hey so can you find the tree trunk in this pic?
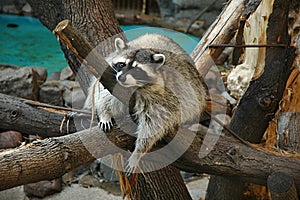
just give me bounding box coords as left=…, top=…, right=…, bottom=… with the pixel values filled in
left=206, top=0, right=295, bottom=199
left=27, top=0, right=123, bottom=94
left=268, top=172, right=299, bottom=200
left=26, top=0, right=190, bottom=199
left=134, top=165, right=192, bottom=200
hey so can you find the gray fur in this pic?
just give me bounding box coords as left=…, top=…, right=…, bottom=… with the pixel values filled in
left=84, top=34, right=206, bottom=173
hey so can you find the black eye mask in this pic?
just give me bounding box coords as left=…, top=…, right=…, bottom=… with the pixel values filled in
left=112, top=62, right=126, bottom=72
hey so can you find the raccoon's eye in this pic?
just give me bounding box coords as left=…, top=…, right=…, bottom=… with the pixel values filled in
left=116, top=62, right=126, bottom=68
left=113, top=62, right=126, bottom=72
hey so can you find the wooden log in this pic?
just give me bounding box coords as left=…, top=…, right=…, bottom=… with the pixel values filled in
left=267, top=172, right=299, bottom=200
left=0, top=93, right=75, bottom=137
left=134, top=165, right=192, bottom=200
left=206, top=0, right=295, bottom=199
left=191, top=0, right=258, bottom=76
left=1, top=94, right=300, bottom=192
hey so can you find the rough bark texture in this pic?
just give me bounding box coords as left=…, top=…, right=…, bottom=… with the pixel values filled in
left=230, top=0, right=293, bottom=143
left=1, top=94, right=300, bottom=192
left=27, top=0, right=124, bottom=94
left=134, top=166, right=192, bottom=200
left=191, top=0, right=255, bottom=76
left=268, top=172, right=299, bottom=200
left=0, top=94, right=76, bottom=137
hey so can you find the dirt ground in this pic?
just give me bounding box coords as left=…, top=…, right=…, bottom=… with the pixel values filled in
left=0, top=177, right=208, bottom=200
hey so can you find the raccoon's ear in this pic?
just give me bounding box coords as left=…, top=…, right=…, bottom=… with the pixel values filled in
left=115, top=38, right=127, bottom=52
left=153, top=54, right=165, bottom=68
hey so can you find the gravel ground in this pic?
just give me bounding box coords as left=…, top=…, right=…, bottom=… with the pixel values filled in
left=0, top=177, right=208, bottom=200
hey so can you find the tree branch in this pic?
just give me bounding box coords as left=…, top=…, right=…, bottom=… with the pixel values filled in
left=1, top=93, right=300, bottom=192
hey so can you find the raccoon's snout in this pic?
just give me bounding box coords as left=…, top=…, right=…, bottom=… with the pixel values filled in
left=116, top=72, right=141, bottom=88
left=116, top=72, right=132, bottom=87
left=117, top=73, right=126, bottom=83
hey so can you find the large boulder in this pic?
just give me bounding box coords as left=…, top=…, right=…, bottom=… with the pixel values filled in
left=39, top=80, right=85, bottom=108
left=0, top=131, right=22, bottom=149
left=60, top=66, right=75, bottom=81
left=61, top=81, right=85, bottom=109
left=0, top=65, right=42, bottom=100
left=39, top=80, right=64, bottom=106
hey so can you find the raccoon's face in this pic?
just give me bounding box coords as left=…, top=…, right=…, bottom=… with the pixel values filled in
left=111, top=38, right=165, bottom=88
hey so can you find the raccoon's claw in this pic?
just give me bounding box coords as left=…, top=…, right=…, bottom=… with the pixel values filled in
left=97, top=114, right=113, bottom=132
left=124, top=153, right=140, bottom=176
left=98, top=121, right=113, bottom=132
left=125, top=161, right=137, bottom=176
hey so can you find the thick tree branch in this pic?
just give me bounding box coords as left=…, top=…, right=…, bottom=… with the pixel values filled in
left=1, top=93, right=300, bottom=192
left=191, top=0, right=259, bottom=76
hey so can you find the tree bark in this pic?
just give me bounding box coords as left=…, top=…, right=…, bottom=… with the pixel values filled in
left=27, top=0, right=124, bottom=94
left=1, top=94, right=300, bottom=192
left=26, top=0, right=190, bottom=199
left=191, top=0, right=259, bottom=76
left=268, top=172, right=299, bottom=200
left=206, top=0, right=295, bottom=199
left=134, top=165, right=192, bottom=200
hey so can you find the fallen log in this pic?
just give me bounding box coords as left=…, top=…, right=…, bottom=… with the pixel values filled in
left=1, top=93, right=300, bottom=192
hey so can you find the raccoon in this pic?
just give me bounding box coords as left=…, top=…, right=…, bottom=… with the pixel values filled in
left=84, top=34, right=206, bottom=173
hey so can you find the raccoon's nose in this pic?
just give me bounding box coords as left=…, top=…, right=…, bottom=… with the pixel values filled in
left=117, top=74, right=126, bottom=83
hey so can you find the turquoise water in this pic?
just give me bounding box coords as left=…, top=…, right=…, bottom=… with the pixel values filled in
left=0, top=14, right=199, bottom=74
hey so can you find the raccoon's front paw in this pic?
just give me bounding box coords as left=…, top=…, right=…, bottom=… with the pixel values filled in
left=98, top=115, right=113, bottom=132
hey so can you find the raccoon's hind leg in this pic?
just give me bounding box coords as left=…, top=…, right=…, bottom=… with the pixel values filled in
left=125, top=137, right=157, bottom=174
left=125, top=106, right=171, bottom=174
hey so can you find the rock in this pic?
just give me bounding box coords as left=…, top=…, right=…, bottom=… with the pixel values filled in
left=181, top=171, right=197, bottom=179
left=24, top=178, right=62, bottom=198
left=0, top=4, right=19, bottom=15
left=0, top=0, right=32, bottom=15
left=39, top=81, right=64, bottom=106
left=0, top=64, right=19, bottom=74
left=61, top=81, right=85, bottom=108
left=60, top=67, right=75, bottom=81
left=39, top=80, right=85, bottom=107
left=98, top=156, right=119, bottom=182
left=0, top=131, right=22, bottom=149
left=28, top=66, right=47, bottom=85
left=22, top=3, right=32, bottom=13
left=47, top=72, right=61, bottom=81
left=185, top=175, right=209, bottom=200
left=62, top=163, right=91, bottom=185
left=78, top=175, right=100, bottom=188
left=0, top=67, right=40, bottom=100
